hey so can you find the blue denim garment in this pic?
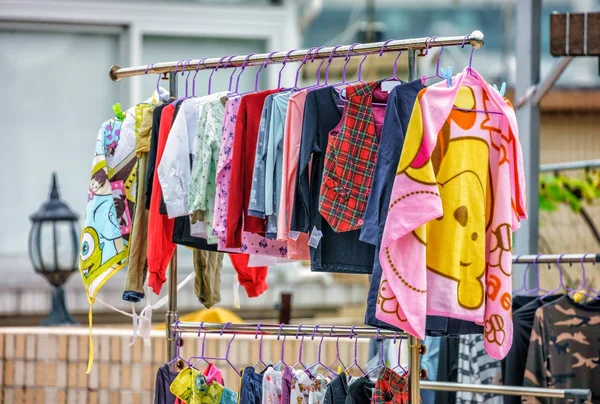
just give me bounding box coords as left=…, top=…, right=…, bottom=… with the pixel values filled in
left=290, top=86, right=376, bottom=274
left=362, top=82, right=483, bottom=336
left=240, top=366, right=263, bottom=404
left=248, top=95, right=275, bottom=219
left=323, top=372, right=348, bottom=404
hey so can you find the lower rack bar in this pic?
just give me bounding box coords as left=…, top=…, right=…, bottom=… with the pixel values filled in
left=420, top=381, right=591, bottom=401
left=513, top=253, right=599, bottom=264
left=173, top=322, right=409, bottom=339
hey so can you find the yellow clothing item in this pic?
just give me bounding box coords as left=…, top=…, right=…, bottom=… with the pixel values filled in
left=170, top=368, right=224, bottom=404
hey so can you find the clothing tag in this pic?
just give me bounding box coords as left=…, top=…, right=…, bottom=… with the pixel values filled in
left=381, top=81, right=402, bottom=93
left=307, top=227, right=323, bottom=248
left=288, top=231, right=301, bottom=241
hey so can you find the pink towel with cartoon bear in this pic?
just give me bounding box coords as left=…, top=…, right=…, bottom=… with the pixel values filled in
left=376, top=67, right=527, bottom=360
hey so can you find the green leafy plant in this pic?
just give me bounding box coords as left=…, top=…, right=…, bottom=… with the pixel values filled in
left=539, top=170, right=600, bottom=213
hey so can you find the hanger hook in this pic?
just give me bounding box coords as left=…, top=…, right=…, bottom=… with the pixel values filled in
left=224, top=55, right=238, bottom=92
left=350, top=325, right=356, bottom=339
left=294, top=47, right=315, bottom=88
left=581, top=253, right=590, bottom=288
left=277, top=49, right=296, bottom=88
left=277, top=323, right=285, bottom=340
left=197, top=321, right=205, bottom=337
left=310, top=46, right=326, bottom=85
left=325, top=45, right=343, bottom=85
left=296, top=324, right=303, bottom=340
left=235, top=52, right=256, bottom=93
left=254, top=322, right=262, bottom=339
left=312, top=324, right=319, bottom=341
left=208, top=55, right=228, bottom=94
left=420, top=36, right=435, bottom=57
left=192, top=58, right=207, bottom=97
left=379, top=39, right=393, bottom=57
left=220, top=322, right=231, bottom=336
left=255, top=51, right=278, bottom=91
left=342, top=43, right=361, bottom=83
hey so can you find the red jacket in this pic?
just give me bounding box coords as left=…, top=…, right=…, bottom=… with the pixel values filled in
left=147, top=104, right=176, bottom=294
left=225, top=89, right=281, bottom=248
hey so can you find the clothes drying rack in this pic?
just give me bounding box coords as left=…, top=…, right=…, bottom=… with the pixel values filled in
left=109, top=31, right=597, bottom=402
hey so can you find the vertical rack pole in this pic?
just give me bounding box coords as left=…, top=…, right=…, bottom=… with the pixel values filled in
left=406, top=48, right=422, bottom=403
left=166, top=72, right=179, bottom=370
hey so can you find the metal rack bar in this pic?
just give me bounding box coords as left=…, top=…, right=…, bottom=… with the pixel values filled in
left=540, top=159, right=600, bottom=172
left=173, top=322, right=409, bottom=339
left=108, top=30, right=484, bottom=81
left=513, top=253, right=599, bottom=264
left=420, top=381, right=591, bottom=402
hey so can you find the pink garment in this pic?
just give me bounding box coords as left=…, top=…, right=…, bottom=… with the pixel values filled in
left=376, top=68, right=527, bottom=360
left=203, top=363, right=224, bottom=385
left=212, top=97, right=289, bottom=259
left=276, top=90, right=310, bottom=259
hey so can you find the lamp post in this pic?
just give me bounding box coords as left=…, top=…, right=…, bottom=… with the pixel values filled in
left=28, top=172, right=79, bottom=325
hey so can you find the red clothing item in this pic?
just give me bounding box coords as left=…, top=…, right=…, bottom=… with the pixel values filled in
left=225, top=89, right=281, bottom=248
left=228, top=254, right=268, bottom=298
left=147, top=104, right=177, bottom=294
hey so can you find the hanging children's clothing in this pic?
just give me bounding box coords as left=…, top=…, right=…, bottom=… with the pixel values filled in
left=376, top=68, right=527, bottom=360
left=455, top=334, right=502, bottom=404
left=290, top=86, right=376, bottom=274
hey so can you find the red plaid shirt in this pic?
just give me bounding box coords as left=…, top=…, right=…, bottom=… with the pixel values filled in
left=319, top=81, right=382, bottom=233
left=372, top=367, right=411, bottom=404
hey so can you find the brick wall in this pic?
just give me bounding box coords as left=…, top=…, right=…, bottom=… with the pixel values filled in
left=0, top=326, right=374, bottom=404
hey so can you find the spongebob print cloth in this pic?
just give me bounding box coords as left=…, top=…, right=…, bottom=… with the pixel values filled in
left=80, top=112, right=138, bottom=303
left=376, top=67, right=527, bottom=360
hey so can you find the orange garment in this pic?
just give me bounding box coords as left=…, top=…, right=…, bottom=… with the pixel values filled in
left=147, top=104, right=177, bottom=294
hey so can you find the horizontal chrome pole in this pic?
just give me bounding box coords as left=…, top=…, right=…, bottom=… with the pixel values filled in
left=109, top=30, right=484, bottom=81
left=173, top=322, right=409, bottom=339
left=513, top=253, right=599, bottom=264
left=420, top=381, right=591, bottom=400
left=540, top=159, right=600, bottom=172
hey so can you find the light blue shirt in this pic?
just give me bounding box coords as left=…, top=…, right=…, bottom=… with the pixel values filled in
left=265, top=91, right=293, bottom=237
left=248, top=94, right=275, bottom=219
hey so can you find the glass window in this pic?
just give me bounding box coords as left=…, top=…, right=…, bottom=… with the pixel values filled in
left=0, top=28, right=122, bottom=260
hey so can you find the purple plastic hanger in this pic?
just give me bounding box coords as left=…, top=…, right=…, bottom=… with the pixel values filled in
left=254, top=51, right=278, bottom=92
left=166, top=320, right=190, bottom=368
left=253, top=323, right=269, bottom=370
left=302, top=46, right=327, bottom=90
left=390, top=332, right=407, bottom=374
left=292, top=47, right=316, bottom=89
left=344, top=326, right=365, bottom=376
left=292, top=324, right=308, bottom=370
left=379, top=39, right=403, bottom=82
left=274, top=324, right=289, bottom=370
left=309, top=325, right=334, bottom=375
left=192, top=58, right=207, bottom=97
left=145, top=63, right=162, bottom=97
left=220, top=323, right=241, bottom=376
left=540, top=253, right=570, bottom=299
left=207, top=56, right=229, bottom=94
left=364, top=329, right=385, bottom=378
left=324, top=45, right=343, bottom=86
left=569, top=253, right=600, bottom=300
left=222, top=55, right=238, bottom=93
left=235, top=53, right=256, bottom=94
left=327, top=327, right=347, bottom=376
left=421, top=37, right=448, bottom=85
left=341, top=43, right=360, bottom=84
left=277, top=49, right=296, bottom=89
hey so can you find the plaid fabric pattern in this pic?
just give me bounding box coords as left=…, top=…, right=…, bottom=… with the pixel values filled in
left=372, top=367, right=410, bottom=404
left=319, top=81, right=380, bottom=232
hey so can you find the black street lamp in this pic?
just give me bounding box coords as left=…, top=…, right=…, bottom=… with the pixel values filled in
left=28, top=173, right=79, bottom=325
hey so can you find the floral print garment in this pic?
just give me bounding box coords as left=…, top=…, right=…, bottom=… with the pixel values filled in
left=212, top=96, right=289, bottom=258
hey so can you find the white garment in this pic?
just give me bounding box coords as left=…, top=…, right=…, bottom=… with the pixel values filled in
left=262, top=367, right=283, bottom=404
left=157, top=93, right=226, bottom=218
left=290, top=369, right=312, bottom=404
left=308, top=374, right=329, bottom=404
left=247, top=255, right=295, bottom=268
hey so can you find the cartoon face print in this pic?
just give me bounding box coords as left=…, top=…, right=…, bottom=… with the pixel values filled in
left=80, top=227, right=102, bottom=279
left=425, top=137, right=489, bottom=310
